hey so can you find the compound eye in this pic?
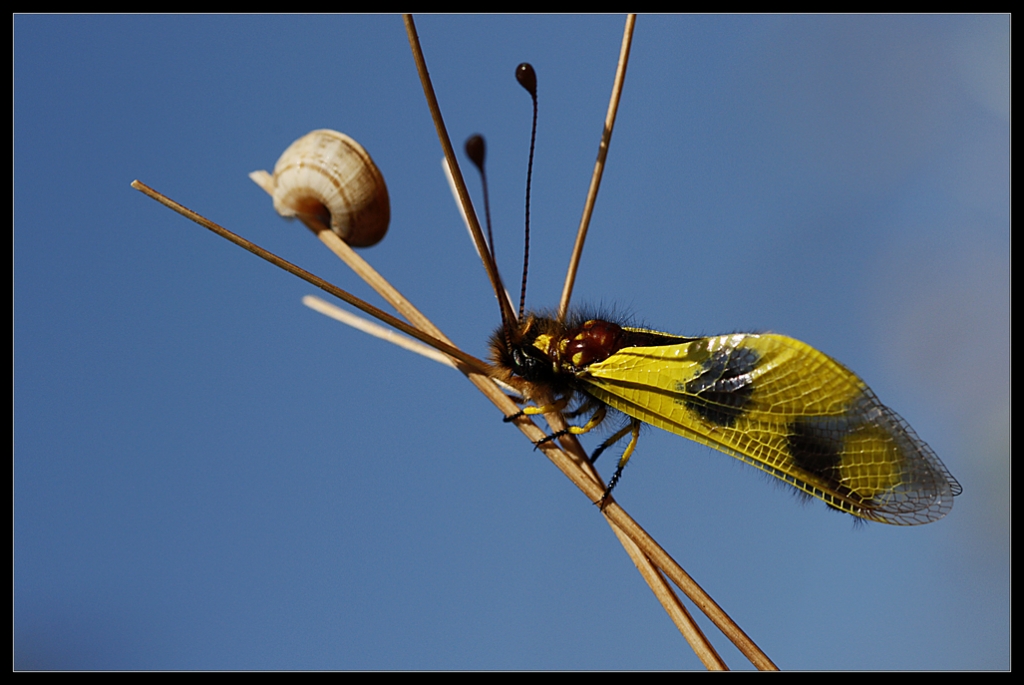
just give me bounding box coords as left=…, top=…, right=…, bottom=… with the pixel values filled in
left=511, top=346, right=549, bottom=383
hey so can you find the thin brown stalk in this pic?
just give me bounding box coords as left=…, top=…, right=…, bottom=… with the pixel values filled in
left=249, top=174, right=442, bottom=339
left=301, top=296, right=458, bottom=370
left=402, top=13, right=776, bottom=670
left=134, top=177, right=773, bottom=669
left=403, top=15, right=516, bottom=332
left=136, top=14, right=777, bottom=670
left=129, top=180, right=486, bottom=376
left=602, top=502, right=777, bottom=670
left=403, top=11, right=714, bottom=659
left=607, top=524, right=728, bottom=671
left=557, top=14, right=636, bottom=321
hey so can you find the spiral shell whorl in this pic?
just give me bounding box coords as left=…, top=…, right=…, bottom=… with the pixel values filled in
left=268, top=129, right=389, bottom=247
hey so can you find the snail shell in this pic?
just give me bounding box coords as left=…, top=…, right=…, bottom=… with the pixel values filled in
left=250, top=129, right=389, bottom=248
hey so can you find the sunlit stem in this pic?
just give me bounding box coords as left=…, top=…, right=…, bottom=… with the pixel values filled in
left=130, top=180, right=489, bottom=376
left=404, top=12, right=775, bottom=671
left=557, top=14, right=636, bottom=321
left=443, top=157, right=515, bottom=315
left=404, top=15, right=518, bottom=330
left=301, top=295, right=456, bottom=368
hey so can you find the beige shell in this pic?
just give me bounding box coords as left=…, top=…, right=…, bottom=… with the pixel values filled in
left=249, top=129, right=389, bottom=248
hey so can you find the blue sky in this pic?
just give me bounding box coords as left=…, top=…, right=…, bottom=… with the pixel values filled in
left=15, top=15, right=1008, bottom=670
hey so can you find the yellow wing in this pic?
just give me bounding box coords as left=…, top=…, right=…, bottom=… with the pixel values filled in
left=580, top=333, right=961, bottom=525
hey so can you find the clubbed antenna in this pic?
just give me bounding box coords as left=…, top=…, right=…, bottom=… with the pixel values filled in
left=465, top=133, right=514, bottom=348
left=516, top=62, right=537, bottom=321
left=464, top=135, right=496, bottom=269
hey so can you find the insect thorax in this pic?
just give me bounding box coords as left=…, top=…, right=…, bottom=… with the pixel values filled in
left=490, top=313, right=693, bottom=392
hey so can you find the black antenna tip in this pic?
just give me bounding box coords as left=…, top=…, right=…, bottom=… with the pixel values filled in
left=464, top=134, right=486, bottom=172
left=515, top=63, right=537, bottom=97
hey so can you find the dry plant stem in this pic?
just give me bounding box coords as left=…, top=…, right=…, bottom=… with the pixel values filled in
left=404, top=13, right=754, bottom=669
left=603, top=502, right=777, bottom=670
left=608, top=524, right=727, bottom=671
left=403, top=8, right=701, bottom=653
left=511, top=389, right=727, bottom=670
left=403, top=16, right=516, bottom=332
left=557, top=14, right=636, bottom=322
left=133, top=178, right=771, bottom=669
left=442, top=158, right=516, bottom=316
left=138, top=13, right=775, bottom=669
left=249, top=177, right=441, bottom=340
left=531, top=370, right=770, bottom=670
left=130, top=181, right=485, bottom=376
left=529, top=397, right=723, bottom=673
left=312, top=227, right=431, bottom=331
left=302, top=296, right=523, bottom=397
left=301, top=296, right=457, bottom=369
left=131, top=181, right=526, bottom=481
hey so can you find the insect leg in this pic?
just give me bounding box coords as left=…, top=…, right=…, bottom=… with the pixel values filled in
left=562, top=396, right=603, bottom=420
left=532, top=404, right=608, bottom=448
left=501, top=394, right=571, bottom=423
left=598, top=419, right=642, bottom=506
left=589, top=421, right=636, bottom=465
